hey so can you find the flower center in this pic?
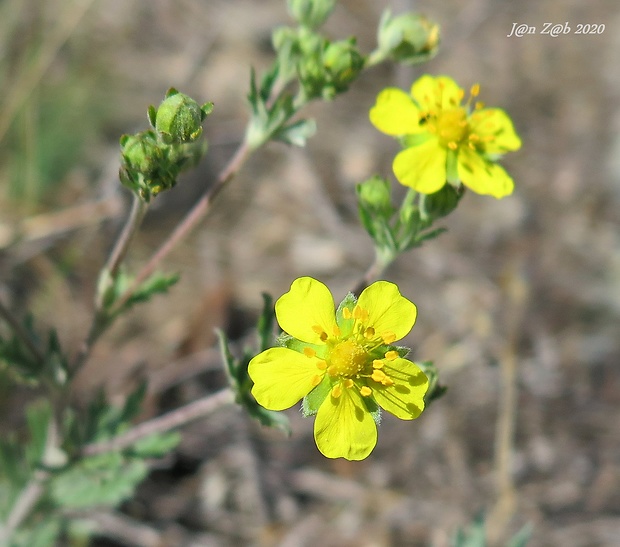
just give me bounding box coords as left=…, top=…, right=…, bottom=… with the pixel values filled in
left=328, top=340, right=368, bottom=378
left=432, top=107, right=469, bottom=149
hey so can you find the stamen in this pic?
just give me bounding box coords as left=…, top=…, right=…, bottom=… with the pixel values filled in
left=303, top=347, right=316, bottom=358
left=470, top=83, right=480, bottom=97
left=327, top=365, right=337, bottom=375
left=344, top=379, right=354, bottom=389
left=342, top=308, right=352, bottom=320
left=385, top=350, right=399, bottom=361
left=372, top=359, right=384, bottom=369
left=311, top=375, right=322, bottom=387
left=447, top=141, right=458, bottom=150
left=333, top=325, right=341, bottom=337
left=381, top=377, right=394, bottom=387
left=381, top=332, right=396, bottom=344
left=360, top=386, right=372, bottom=397
left=352, top=306, right=369, bottom=321
left=311, top=325, right=328, bottom=341
left=371, top=369, right=387, bottom=383
left=364, top=327, right=376, bottom=339
left=331, top=384, right=342, bottom=398
left=316, top=360, right=327, bottom=370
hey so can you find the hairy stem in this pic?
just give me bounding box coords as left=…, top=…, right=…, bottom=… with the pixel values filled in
left=109, top=141, right=251, bottom=316
left=82, top=388, right=234, bottom=456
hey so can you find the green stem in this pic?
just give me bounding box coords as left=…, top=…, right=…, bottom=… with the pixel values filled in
left=351, top=246, right=396, bottom=296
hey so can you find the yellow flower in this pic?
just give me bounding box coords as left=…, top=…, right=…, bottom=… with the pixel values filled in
left=369, top=74, right=521, bottom=198
left=248, top=277, right=428, bottom=460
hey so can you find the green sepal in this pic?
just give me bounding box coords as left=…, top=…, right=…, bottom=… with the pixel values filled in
left=150, top=88, right=213, bottom=144
left=301, top=374, right=331, bottom=416
left=335, top=293, right=356, bottom=336
left=362, top=394, right=382, bottom=426
left=416, top=360, right=447, bottom=405
left=278, top=333, right=326, bottom=359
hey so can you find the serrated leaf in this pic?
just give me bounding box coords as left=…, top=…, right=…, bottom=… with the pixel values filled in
left=25, top=400, right=51, bottom=466
left=10, top=517, right=62, bottom=547
left=50, top=453, right=148, bottom=509
left=120, top=380, right=148, bottom=424
left=129, top=431, right=181, bottom=458
left=273, top=118, right=316, bottom=147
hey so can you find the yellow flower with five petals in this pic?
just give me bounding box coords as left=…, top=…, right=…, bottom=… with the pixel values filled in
left=369, top=74, right=521, bottom=198
left=248, top=277, right=428, bottom=461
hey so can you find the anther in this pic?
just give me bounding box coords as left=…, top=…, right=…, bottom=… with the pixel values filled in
left=381, top=332, right=396, bottom=344
left=371, top=369, right=387, bottom=383
left=470, top=83, right=480, bottom=97
left=316, top=360, right=327, bottom=370
left=344, top=379, right=354, bottom=389
left=331, top=384, right=342, bottom=398
left=373, top=359, right=384, bottom=369
left=385, top=350, right=399, bottom=361
left=342, top=308, right=352, bottom=320
left=311, top=375, right=322, bottom=387
left=303, top=347, right=316, bottom=358
left=360, top=386, right=372, bottom=397
left=364, top=327, right=376, bottom=339
left=448, top=141, right=458, bottom=150
left=333, top=325, right=341, bottom=337
left=311, top=325, right=328, bottom=341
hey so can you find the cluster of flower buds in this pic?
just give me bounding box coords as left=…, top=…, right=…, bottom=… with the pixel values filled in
left=119, top=89, right=213, bottom=202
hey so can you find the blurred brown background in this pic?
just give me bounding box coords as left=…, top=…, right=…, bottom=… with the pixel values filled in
left=1, top=0, right=619, bottom=545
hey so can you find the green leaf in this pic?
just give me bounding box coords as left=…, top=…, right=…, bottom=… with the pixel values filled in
left=50, top=453, right=148, bottom=509
left=256, top=293, right=275, bottom=352
left=121, top=272, right=180, bottom=311
left=452, top=513, right=486, bottom=547
left=120, top=380, right=148, bottom=424
left=10, top=517, right=62, bottom=547
left=273, top=118, right=317, bottom=146
left=129, top=431, right=181, bottom=458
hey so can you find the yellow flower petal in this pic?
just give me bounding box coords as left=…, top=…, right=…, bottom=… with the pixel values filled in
left=469, top=108, right=521, bottom=153
left=314, top=386, right=377, bottom=460
left=458, top=146, right=515, bottom=198
left=369, top=88, right=422, bottom=136
left=275, top=277, right=337, bottom=345
left=393, top=138, right=447, bottom=193
left=249, top=348, right=322, bottom=411
left=372, top=358, right=428, bottom=420
left=411, top=75, right=463, bottom=112
left=357, top=281, right=416, bottom=341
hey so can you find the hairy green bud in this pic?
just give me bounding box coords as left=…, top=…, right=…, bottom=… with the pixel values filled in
left=148, top=88, right=213, bottom=144
left=356, top=176, right=394, bottom=217
left=286, top=0, right=336, bottom=29
left=377, top=12, right=440, bottom=65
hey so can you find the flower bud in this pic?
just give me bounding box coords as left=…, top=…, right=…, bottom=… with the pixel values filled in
left=356, top=176, right=393, bottom=217
left=377, top=11, right=440, bottom=65
left=148, top=88, right=213, bottom=144
left=421, top=184, right=463, bottom=219
left=287, top=0, right=336, bottom=29
left=322, top=38, right=364, bottom=97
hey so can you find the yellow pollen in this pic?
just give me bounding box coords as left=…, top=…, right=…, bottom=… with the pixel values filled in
left=342, top=307, right=352, bottom=320
left=344, top=379, right=354, bottom=389
left=371, top=369, right=387, bottom=383
left=311, top=325, right=328, bottom=342
left=364, top=327, right=375, bottom=339
left=385, top=350, right=399, bottom=361
left=448, top=141, right=458, bottom=150
left=311, top=375, right=322, bottom=387
left=431, top=107, right=469, bottom=149
left=328, top=339, right=368, bottom=378
left=470, top=83, right=480, bottom=97
left=331, top=384, right=342, bottom=398
left=382, top=377, right=394, bottom=387
left=316, top=360, right=327, bottom=370
left=475, top=101, right=485, bottom=110
left=352, top=306, right=369, bottom=321
left=303, top=347, right=316, bottom=358
left=372, top=359, right=384, bottom=369
left=333, top=325, right=341, bottom=337
left=360, top=386, right=372, bottom=397
left=381, top=332, right=396, bottom=344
